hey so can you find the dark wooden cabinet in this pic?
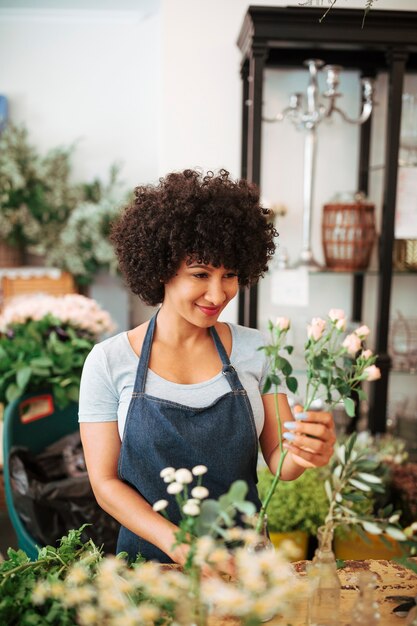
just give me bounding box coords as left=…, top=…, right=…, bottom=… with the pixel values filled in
left=237, top=6, right=417, bottom=433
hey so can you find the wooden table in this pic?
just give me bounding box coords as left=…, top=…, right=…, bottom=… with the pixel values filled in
left=292, top=559, right=417, bottom=626
left=204, top=559, right=417, bottom=625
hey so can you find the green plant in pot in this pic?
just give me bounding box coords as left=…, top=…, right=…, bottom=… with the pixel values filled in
left=0, top=294, right=114, bottom=409
left=257, top=466, right=328, bottom=559
left=0, top=124, right=79, bottom=262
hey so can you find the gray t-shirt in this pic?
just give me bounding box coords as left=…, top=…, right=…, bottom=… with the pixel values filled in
left=78, top=323, right=283, bottom=440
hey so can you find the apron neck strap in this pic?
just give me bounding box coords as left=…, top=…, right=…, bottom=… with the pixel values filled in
left=135, top=312, right=157, bottom=392
left=209, top=324, right=231, bottom=367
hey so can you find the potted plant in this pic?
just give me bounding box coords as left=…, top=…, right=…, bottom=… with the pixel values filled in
left=41, top=166, right=129, bottom=289
left=0, top=124, right=79, bottom=266
left=0, top=294, right=115, bottom=409
left=332, top=432, right=414, bottom=560
left=257, top=466, right=329, bottom=559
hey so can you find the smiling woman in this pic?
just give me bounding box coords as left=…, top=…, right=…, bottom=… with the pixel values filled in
left=78, top=168, right=336, bottom=564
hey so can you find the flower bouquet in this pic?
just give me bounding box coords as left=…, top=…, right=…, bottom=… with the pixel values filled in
left=0, top=294, right=115, bottom=409
left=257, top=309, right=381, bottom=531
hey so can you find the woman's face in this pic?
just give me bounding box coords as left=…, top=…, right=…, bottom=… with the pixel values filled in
left=162, top=259, right=239, bottom=327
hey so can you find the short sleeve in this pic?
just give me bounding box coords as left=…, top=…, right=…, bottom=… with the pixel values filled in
left=78, top=344, right=119, bottom=422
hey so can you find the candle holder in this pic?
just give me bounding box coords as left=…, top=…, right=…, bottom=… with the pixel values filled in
left=264, top=59, right=375, bottom=269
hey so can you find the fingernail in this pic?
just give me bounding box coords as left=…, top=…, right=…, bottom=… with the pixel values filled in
left=283, top=421, right=297, bottom=430
left=295, top=412, right=308, bottom=421
left=283, top=432, right=296, bottom=441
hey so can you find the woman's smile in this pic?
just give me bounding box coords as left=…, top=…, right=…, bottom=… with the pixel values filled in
left=162, top=260, right=239, bottom=327
left=195, top=304, right=222, bottom=317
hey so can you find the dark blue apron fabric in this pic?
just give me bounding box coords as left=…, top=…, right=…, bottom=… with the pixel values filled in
left=116, top=313, right=261, bottom=562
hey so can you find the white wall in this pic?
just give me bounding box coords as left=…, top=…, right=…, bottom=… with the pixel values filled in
left=0, top=2, right=161, bottom=187
left=1, top=0, right=416, bottom=336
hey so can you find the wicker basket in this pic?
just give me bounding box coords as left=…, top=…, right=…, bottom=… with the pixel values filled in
left=322, top=202, right=376, bottom=271
left=393, top=239, right=417, bottom=271
left=0, top=241, right=24, bottom=268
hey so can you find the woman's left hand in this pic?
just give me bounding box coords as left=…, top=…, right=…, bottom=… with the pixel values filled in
left=282, top=409, right=336, bottom=469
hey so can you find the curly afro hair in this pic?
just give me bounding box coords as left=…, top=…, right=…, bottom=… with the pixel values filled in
left=110, top=169, right=277, bottom=306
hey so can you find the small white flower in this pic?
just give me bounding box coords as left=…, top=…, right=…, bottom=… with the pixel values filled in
left=183, top=502, right=200, bottom=516
left=160, top=467, right=175, bottom=479
left=174, top=468, right=193, bottom=484
left=167, top=482, right=183, bottom=495
left=192, top=464, right=208, bottom=476
left=163, top=475, right=175, bottom=483
left=152, top=499, right=169, bottom=512
left=185, top=498, right=200, bottom=506
left=191, top=486, right=209, bottom=499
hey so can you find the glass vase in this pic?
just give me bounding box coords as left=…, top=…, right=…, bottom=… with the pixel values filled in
left=350, top=571, right=380, bottom=625
left=246, top=514, right=275, bottom=623
left=246, top=513, right=274, bottom=554
left=307, top=525, right=341, bottom=626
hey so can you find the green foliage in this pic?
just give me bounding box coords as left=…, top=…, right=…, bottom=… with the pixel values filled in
left=195, top=480, right=256, bottom=538
left=0, top=314, right=95, bottom=409
left=43, top=165, right=129, bottom=286
left=261, top=319, right=298, bottom=394
left=0, top=527, right=102, bottom=626
left=0, top=123, right=128, bottom=286
left=0, top=124, right=79, bottom=248
left=323, top=433, right=408, bottom=543
left=257, top=466, right=329, bottom=533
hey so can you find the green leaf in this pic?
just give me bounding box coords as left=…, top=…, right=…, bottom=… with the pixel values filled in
left=30, top=356, right=54, bottom=368
left=16, top=366, right=32, bottom=390
left=5, top=383, right=20, bottom=404
left=343, top=397, right=356, bottom=417
left=348, top=478, right=371, bottom=492
left=356, top=472, right=382, bottom=484
left=342, top=492, right=367, bottom=503
left=361, top=521, right=382, bottom=535
left=385, top=526, right=407, bottom=541
left=234, top=501, right=256, bottom=516
left=262, top=378, right=272, bottom=394
left=285, top=345, right=294, bottom=354
left=324, top=479, right=332, bottom=503
left=286, top=376, right=298, bottom=393
left=269, top=373, right=281, bottom=386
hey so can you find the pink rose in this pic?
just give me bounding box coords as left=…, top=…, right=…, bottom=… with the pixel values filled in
left=361, top=349, right=373, bottom=360
left=276, top=316, right=290, bottom=331
left=355, top=325, right=370, bottom=339
left=342, top=333, right=362, bottom=355
left=307, top=317, right=326, bottom=341
left=328, top=309, right=347, bottom=331
left=328, top=308, right=345, bottom=321
left=364, top=365, right=381, bottom=381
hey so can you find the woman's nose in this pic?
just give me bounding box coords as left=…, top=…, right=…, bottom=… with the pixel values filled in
left=206, top=279, right=227, bottom=305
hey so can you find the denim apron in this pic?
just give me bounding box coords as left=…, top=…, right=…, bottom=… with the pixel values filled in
left=116, top=313, right=261, bottom=562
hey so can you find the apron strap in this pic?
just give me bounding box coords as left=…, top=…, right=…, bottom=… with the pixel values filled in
left=210, top=324, right=245, bottom=392
left=134, top=315, right=244, bottom=393
left=134, top=313, right=158, bottom=393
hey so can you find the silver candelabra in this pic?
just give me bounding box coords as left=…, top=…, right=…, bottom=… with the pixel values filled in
left=265, top=59, right=375, bottom=269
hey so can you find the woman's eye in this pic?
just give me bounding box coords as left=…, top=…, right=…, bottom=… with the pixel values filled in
left=193, top=273, right=208, bottom=279
left=225, top=273, right=238, bottom=279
